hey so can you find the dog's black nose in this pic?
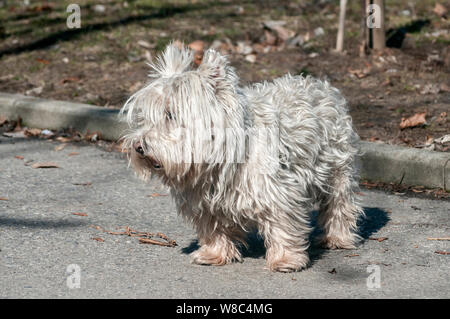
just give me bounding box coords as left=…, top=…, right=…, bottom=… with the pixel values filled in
left=134, top=141, right=144, bottom=155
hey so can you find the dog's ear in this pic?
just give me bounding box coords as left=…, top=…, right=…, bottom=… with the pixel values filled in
left=197, top=49, right=228, bottom=79
left=197, top=49, right=238, bottom=93
left=151, top=43, right=194, bottom=77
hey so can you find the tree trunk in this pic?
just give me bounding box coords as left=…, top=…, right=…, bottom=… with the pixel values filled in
left=336, top=0, right=347, bottom=52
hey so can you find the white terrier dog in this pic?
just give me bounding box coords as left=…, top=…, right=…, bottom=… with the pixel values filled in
left=120, top=44, right=363, bottom=272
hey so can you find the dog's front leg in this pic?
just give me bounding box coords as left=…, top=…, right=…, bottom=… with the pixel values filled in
left=262, top=214, right=311, bottom=272
left=190, top=215, right=245, bottom=266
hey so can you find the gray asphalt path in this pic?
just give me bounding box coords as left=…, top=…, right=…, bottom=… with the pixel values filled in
left=0, top=135, right=449, bottom=298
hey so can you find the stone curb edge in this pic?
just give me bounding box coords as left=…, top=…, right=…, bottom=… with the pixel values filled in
left=1, top=93, right=449, bottom=191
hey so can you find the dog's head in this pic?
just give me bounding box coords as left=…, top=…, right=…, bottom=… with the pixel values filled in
left=120, top=43, right=243, bottom=187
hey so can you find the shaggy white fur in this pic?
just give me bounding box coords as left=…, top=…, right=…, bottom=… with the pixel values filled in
left=120, top=44, right=364, bottom=272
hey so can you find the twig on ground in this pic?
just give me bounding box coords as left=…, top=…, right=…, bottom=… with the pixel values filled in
left=90, top=225, right=177, bottom=247
left=427, top=237, right=450, bottom=241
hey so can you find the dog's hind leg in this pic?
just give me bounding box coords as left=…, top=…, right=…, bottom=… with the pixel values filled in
left=316, top=170, right=363, bottom=249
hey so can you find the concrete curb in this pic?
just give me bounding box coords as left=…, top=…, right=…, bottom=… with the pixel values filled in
left=1, top=92, right=449, bottom=191
left=359, top=141, right=449, bottom=191
left=0, top=93, right=127, bottom=141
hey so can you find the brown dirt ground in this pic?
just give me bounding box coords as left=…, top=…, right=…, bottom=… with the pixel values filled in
left=0, top=0, right=449, bottom=151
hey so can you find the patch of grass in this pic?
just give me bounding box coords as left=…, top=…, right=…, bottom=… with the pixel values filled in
left=222, top=27, right=243, bottom=40
left=28, top=63, right=44, bottom=73
left=258, top=68, right=283, bottom=78
left=404, top=84, right=416, bottom=92
left=434, top=38, right=450, bottom=45
left=295, top=68, right=313, bottom=77
left=346, top=30, right=360, bottom=38
left=270, top=6, right=287, bottom=20
left=155, top=37, right=171, bottom=52
left=199, top=33, right=221, bottom=43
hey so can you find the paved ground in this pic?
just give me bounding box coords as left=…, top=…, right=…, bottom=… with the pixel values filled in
left=0, top=135, right=449, bottom=299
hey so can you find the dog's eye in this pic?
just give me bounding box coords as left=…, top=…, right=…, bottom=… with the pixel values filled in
left=166, top=111, right=173, bottom=120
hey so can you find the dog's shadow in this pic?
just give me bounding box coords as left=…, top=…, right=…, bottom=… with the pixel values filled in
left=308, top=207, right=390, bottom=265
left=182, top=207, right=390, bottom=263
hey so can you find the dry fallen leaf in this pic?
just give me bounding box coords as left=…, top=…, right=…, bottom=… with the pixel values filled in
left=68, top=152, right=80, bottom=156
left=264, top=30, right=277, bottom=45
left=56, top=136, right=72, bottom=143
left=399, top=112, right=427, bottom=129
left=420, top=84, right=440, bottom=95
left=0, top=115, right=8, bottom=126
left=113, top=145, right=127, bottom=153
left=348, top=67, right=371, bottom=79
left=435, top=134, right=450, bottom=144
left=54, top=144, right=66, bottom=151
left=143, top=49, right=152, bottom=63
left=0, top=197, right=8, bottom=201
left=29, top=3, right=54, bottom=12
left=72, top=212, right=88, bottom=217
left=274, top=25, right=295, bottom=41
left=369, top=237, right=388, bottom=242
left=91, top=237, right=105, bottom=242
left=15, top=155, right=24, bottom=160
left=344, top=254, right=360, bottom=257
left=427, top=237, right=450, bottom=241
left=245, top=54, right=257, bottom=63
left=31, top=162, right=59, bottom=169
left=148, top=193, right=169, bottom=197
left=82, top=131, right=100, bottom=142
left=36, top=58, right=50, bottom=65
left=24, top=128, right=42, bottom=137
left=188, top=48, right=205, bottom=71
left=61, top=77, right=81, bottom=84
left=361, top=181, right=379, bottom=188
left=433, top=3, right=448, bottom=17
left=435, top=250, right=450, bottom=255
left=137, top=40, right=155, bottom=50
left=188, top=40, right=204, bottom=52
left=3, top=131, right=26, bottom=138
left=263, top=20, right=295, bottom=42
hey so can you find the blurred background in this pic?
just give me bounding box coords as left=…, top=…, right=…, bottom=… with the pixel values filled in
left=0, top=0, right=448, bottom=149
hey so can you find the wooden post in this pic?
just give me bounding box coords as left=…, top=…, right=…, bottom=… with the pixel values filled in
left=372, top=0, right=386, bottom=50
left=336, top=0, right=347, bottom=52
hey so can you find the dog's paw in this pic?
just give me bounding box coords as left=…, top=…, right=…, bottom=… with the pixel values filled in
left=315, top=235, right=356, bottom=250
left=266, top=253, right=309, bottom=273
left=190, top=245, right=241, bottom=266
